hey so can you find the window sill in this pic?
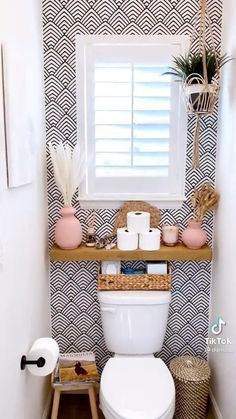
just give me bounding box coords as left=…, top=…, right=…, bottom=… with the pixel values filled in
left=78, top=195, right=186, bottom=210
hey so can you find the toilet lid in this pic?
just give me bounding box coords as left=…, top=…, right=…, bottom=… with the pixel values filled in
left=101, top=358, right=175, bottom=419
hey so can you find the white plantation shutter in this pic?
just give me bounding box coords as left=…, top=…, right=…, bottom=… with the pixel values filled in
left=77, top=36, right=187, bottom=204
left=95, top=64, right=170, bottom=178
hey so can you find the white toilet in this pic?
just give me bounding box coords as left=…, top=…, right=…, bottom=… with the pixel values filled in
left=98, top=290, right=175, bottom=419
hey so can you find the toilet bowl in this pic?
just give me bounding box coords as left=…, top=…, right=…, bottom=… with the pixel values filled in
left=100, top=358, right=175, bottom=419
left=98, top=291, right=175, bottom=419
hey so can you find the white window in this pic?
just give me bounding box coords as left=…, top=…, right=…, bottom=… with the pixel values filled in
left=76, top=35, right=188, bottom=208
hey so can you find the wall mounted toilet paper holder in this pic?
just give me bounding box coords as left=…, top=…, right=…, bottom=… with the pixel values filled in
left=20, top=355, right=46, bottom=370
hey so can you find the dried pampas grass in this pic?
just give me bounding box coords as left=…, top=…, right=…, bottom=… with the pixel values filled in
left=191, top=183, right=219, bottom=222
left=49, top=142, right=86, bottom=206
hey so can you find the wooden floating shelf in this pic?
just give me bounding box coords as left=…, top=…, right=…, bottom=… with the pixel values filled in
left=50, top=243, right=212, bottom=262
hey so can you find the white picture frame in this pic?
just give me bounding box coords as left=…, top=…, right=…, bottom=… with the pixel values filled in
left=1, top=42, right=34, bottom=188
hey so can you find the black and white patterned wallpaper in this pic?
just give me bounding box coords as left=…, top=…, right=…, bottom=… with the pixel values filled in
left=43, top=0, right=222, bottom=371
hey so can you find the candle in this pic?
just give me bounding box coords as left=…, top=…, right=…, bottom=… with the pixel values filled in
left=162, top=225, right=179, bottom=246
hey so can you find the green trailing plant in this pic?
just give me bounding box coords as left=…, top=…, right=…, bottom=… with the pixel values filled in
left=164, top=49, right=233, bottom=84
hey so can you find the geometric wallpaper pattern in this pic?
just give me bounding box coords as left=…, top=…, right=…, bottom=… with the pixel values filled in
left=43, top=0, right=222, bottom=372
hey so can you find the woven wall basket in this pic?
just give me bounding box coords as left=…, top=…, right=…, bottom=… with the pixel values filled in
left=113, top=201, right=161, bottom=234
left=170, top=356, right=211, bottom=419
left=184, top=77, right=219, bottom=116
left=98, top=273, right=171, bottom=291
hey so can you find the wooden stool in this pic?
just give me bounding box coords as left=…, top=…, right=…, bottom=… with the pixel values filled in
left=51, top=377, right=99, bottom=419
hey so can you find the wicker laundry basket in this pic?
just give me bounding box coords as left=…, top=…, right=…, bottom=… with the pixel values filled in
left=169, top=356, right=211, bottom=419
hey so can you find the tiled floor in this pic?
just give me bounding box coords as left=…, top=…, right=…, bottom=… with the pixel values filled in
left=57, top=393, right=214, bottom=419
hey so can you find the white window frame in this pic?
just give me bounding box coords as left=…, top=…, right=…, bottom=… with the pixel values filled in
left=76, top=35, right=188, bottom=209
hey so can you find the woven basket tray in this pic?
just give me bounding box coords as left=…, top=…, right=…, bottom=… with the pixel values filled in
left=98, top=273, right=171, bottom=291
left=113, top=200, right=161, bottom=233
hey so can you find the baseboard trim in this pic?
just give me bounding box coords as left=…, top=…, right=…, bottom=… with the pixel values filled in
left=42, top=389, right=53, bottom=419
left=209, top=389, right=223, bottom=419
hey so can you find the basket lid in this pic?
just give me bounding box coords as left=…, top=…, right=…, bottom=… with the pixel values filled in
left=169, top=356, right=210, bottom=382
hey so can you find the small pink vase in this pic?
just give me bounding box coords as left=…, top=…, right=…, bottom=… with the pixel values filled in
left=55, top=207, right=82, bottom=249
left=182, top=220, right=207, bottom=250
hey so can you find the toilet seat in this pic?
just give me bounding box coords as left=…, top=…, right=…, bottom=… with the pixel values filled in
left=100, top=358, right=175, bottom=419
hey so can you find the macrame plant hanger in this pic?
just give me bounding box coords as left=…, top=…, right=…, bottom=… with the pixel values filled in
left=183, top=0, right=219, bottom=169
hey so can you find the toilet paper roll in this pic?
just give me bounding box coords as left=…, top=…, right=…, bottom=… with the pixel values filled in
left=26, top=338, right=59, bottom=376
left=117, top=227, right=138, bottom=251
left=101, top=260, right=121, bottom=274
left=139, top=228, right=161, bottom=251
left=127, top=211, right=150, bottom=233
left=147, top=262, right=167, bottom=274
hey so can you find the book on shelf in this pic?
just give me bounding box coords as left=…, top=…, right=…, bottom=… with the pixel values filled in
left=55, top=352, right=99, bottom=384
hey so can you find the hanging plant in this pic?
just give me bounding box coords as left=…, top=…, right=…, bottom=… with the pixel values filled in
left=165, top=49, right=232, bottom=114
left=165, top=0, right=233, bottom=169
left=166, top=49, right=231, bottom=83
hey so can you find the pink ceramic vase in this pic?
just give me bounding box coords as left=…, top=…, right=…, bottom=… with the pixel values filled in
left=182, top=220, right=207, bottom=250
left=55, top=206, right=82, bottom=249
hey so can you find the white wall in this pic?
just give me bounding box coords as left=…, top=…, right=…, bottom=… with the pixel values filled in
left=0, top=1, right=51, bottom=419
left=210, top=0, right=236, bottom=417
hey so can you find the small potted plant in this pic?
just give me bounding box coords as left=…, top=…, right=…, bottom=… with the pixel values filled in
left=165, top=49, right=232, bottom=113
left=182, top=183, right=219, bottom=249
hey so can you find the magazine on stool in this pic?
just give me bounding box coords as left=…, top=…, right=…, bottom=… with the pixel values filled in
left=53, top=351, right=99, bottom=384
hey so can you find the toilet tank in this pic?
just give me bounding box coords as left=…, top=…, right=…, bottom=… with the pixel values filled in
left=98, top=291, right=171, bottom=355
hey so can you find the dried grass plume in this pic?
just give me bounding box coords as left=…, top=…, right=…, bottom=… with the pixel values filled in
left=49, top=141, right=86, bottom=206
left=191, top=183, right=220, bottom=222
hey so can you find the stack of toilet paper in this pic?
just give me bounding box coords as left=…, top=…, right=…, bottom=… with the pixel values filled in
left=117, top=211, right=160, bottom=251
